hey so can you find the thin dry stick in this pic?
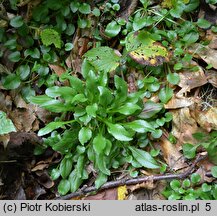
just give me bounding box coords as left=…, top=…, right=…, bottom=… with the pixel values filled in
left=55, top=153, right=208, bottom=200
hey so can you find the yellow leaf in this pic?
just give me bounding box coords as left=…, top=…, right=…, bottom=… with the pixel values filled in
left=117, top=185, right=128, bottom=200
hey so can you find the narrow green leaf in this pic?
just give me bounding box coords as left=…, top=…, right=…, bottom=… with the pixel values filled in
left=98, top=86, right=113, bottom=106
left=96, top=154, right=110, bottom=175
left=129, top=146, right=159, bottom=169
left=58, top=179, right=70, bottom=195
left=51, top=168, right=61, bottom=180
left=60, top=156, right=73, bottom=179
left=107, top=123, right=132, bottom=141
left=139, top=101, right=163, bottom=119
left=124, top=120, right=155, bottom=133
left=95, top=172, right=107, bottom=189
left=38, top=120, right=74, bottom=136
left=69, top=170, right=83, bottom=192
left=115, top=103, right=141, bottom=115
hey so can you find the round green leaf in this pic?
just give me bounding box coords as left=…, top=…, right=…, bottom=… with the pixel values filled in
left=16, top=64, right=30, bottom=80
left=174, top=62, right=183, bottom=70
left=2, top=74, right=21, bottom=89
left=79, top=3, right=91, bottom=14
left=70, top=1, right=80, bottom=13
left=65, top=24, right=75, bottom=36
left=197, top=18, right=211, bottom=29
left=78, top=127, right=92, bottom=145
left=159, top=86, right=173, bottom=104
left=151, top=129, right=163, bottom=139
left=202, top=183, right=211, bottom=192
left=112, top=3, right=120, bottom=11
left=190, top=173, right=201, bottom=184
left=10, top=16, right=24, bottom=28
left=167, top=73, right=180, bottom=85
left=92, top=8, right=100, bottom=17
left=8, top=51, right=21, bottom=62
left=182, top=179, right=191, bottom=188
left=170, top=180, right=181, bottom=191
left=77, top=18, right=87, bottom=28
left=93, top=134, right=107, bottom=154
left=65, top=43, right=74, bottom=51
left=105, top=21, right=121, bottom=37
left=183, top=143, right=198, bottom=159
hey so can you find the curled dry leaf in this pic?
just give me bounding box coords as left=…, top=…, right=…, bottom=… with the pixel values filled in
left=206, top=30, right=217, bottom=50
left=205, top=70, right=217, bottom=88
left=171, top=108, right=200, bottom=144
left=195, top=107, right=217, bottom=132
left=176, top=66, right=207, bottom=97
left=49, top=64, right=66, bottom=77
left=159, top=133, right=187, bottom=171
left=190, top=43, right=217, bottom=69
left=164, top=95, right=194, bottom=109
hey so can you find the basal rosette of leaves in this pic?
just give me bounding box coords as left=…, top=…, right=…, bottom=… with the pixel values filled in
left=29, top=59, right=167, bottom=195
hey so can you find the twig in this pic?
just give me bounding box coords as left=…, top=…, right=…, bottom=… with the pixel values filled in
left=55, top=153, right=207, bottom=200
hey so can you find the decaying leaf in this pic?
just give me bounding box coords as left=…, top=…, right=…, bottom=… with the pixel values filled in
left=117, top=185, right=128, bottom=200
left=126, top=31, right=169, bottom=66
left=190, top=43, right=217, bottom=69
left=83, top=188, right=117, bottom=200
left=164, top=95, right=194, bottom=109
left=159, top=133, right=187, bottom=171
left=176, top=66, right=207, bottom=97
left=129, top=42, right=169, bottom=66
left=49, top=64, right=66, bottom=77
left=195, top=107, right=217, bottom=132
left=205, top=70, right=217, bottom=88
left=207, top=30, right=217, bottom=49
left=171, top=108, right=200, bottom=144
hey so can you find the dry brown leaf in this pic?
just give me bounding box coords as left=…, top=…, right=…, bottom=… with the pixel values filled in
left=205, top=70, right=217, bottom=88
left=177, top=67, right=207, bottom=97
left=83, top=188, right=117, bottom=200
left=195, top=107, right=217, bottom=132
left=171, top=108, right=199, bottom=144
left=190, top=43, right=217, bottom=69
left=207, top=30, right=217, bottom=49
left=159, top=133, right=186, bottom=170
left=164, top=95, right=194, bottom=109
left=31, top=163, right=49, bottom=172
left=10, top=108, right=36, bottom=132
left=49, top=64, right=66, bottom=77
